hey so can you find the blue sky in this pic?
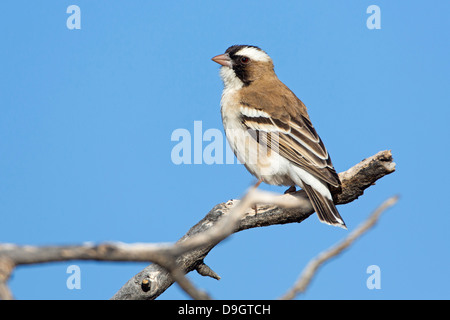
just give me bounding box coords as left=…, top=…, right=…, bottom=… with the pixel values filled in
left=1, top=1, right=449, bottom=299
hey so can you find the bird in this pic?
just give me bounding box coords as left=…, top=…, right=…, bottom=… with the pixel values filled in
left=211, top=45, right=346, bottom=229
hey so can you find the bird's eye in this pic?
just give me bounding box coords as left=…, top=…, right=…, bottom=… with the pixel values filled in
left=240, top=57, right=250, bottom=64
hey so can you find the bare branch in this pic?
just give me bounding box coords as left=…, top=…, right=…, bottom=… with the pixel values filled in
left=168, top=186, right=305, bottom=258
left=196, top=262, right=221, bottom=280
left=112, top=150, right=396, bottom=300
left=0, top=282, right=14, bottom=301
left=0, top=242, right=211, bottom=300
left=0, top=242, right=169, bottom=265
left=0, top=150, right=395, bottom=300
left=0, top=257, right=15, bottom=300
left=279, top=195, right=399, bottom=300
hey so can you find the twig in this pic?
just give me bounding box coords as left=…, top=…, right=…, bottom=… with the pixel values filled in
left=0, top=150, right=396, bottom=300
left=0, top=257, right=15, bottom=300
left=0, top=242, right=209, bottom=300
left=112, top=150, right=396, bottom=300
left=168, top=187, right=305, bottom=258
left=279, top=195, right=399, bottom=300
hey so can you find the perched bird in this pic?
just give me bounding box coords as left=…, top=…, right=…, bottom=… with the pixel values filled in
left=212, top=45, right=346, bottom=229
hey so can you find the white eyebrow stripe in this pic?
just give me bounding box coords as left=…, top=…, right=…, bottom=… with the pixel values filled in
left=235, top=47, right=271, bottom=62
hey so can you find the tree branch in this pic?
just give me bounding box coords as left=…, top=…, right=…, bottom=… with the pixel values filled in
left=279, top=195, right=399, bottom=299
left=0, top=150, right=395, bottom=300
left=0, top=241, right=213, bottom=300
left=111, top=150, right=396, bottom=300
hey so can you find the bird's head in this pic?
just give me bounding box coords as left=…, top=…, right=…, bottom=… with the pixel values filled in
left=212, top=45, right=274, bottom=88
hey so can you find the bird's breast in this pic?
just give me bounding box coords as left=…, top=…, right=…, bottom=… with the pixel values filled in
left=220, top=90, right=293, bottom=186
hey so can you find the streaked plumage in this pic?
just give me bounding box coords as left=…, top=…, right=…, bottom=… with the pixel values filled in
left=212, top=45, right=346, bottom=228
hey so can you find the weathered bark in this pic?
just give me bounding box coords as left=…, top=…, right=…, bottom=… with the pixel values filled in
left=111, top=150, right=396, bottom=300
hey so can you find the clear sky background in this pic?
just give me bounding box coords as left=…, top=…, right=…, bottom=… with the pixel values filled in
left=1, top=1, right=449, bottom=300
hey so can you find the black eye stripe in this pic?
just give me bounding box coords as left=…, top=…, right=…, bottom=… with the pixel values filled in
left=228, top=54, right=249, bottom=64
left=224, top=46, right=258, bottom=86
left=232, top=61, right=252, bottom=86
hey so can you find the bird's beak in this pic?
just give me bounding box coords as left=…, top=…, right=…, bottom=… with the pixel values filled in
left=211, top=53, right=232, bottom=67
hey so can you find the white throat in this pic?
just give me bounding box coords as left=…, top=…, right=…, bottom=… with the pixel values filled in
left=219, top=66, right=244, bottom=91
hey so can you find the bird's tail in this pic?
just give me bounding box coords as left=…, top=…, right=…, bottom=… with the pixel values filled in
left=302, top=183, right=347, bottom=229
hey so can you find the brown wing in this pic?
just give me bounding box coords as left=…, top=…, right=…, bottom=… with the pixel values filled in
left=239, top=81, right=341, bottom=189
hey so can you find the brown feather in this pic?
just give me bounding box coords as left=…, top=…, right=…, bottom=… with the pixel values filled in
left=238, top=76, right=341, bottom=190
left=302, top=183, right=346, bottom=228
